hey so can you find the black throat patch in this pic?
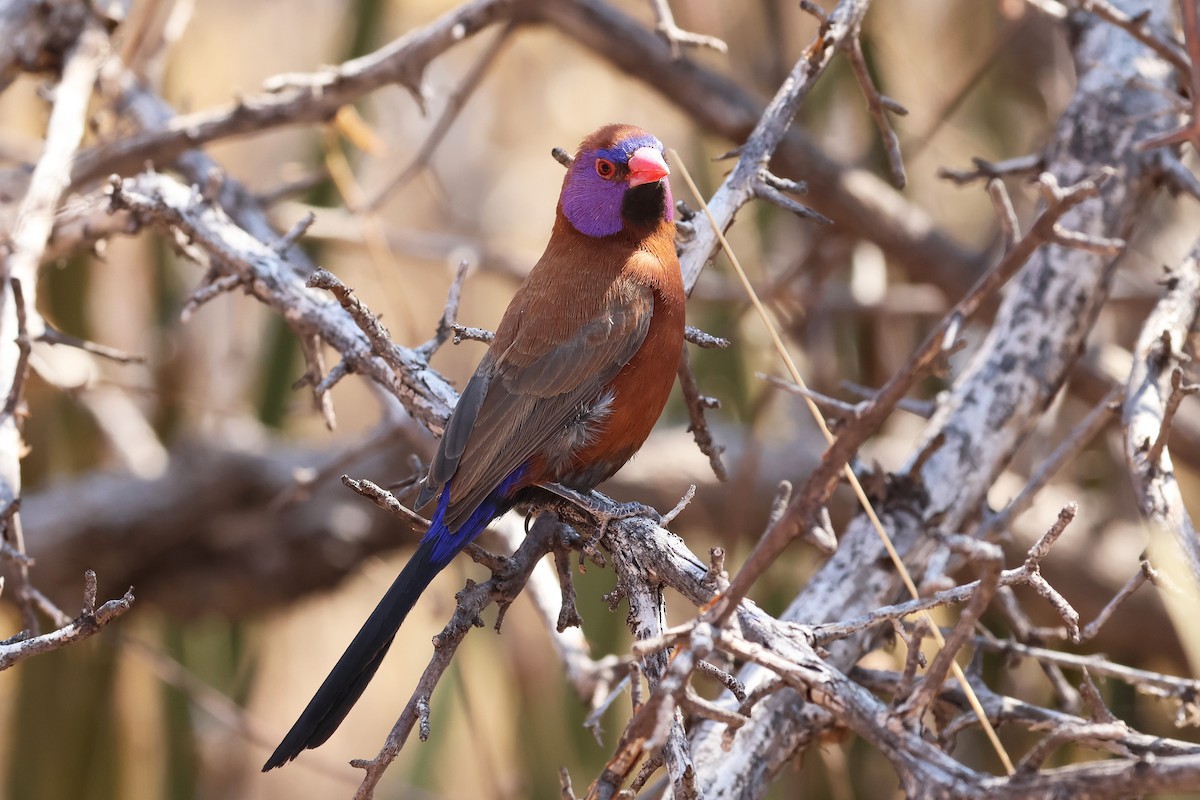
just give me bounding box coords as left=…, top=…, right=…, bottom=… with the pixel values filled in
left=621, top=181, right=667, bottom=228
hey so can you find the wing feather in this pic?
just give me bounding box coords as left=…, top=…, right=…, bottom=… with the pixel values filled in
left=420, top=278, right=654, bottom=531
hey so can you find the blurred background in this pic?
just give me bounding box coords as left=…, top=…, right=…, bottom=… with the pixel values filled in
left=1, top=0, right=1198, bottom=797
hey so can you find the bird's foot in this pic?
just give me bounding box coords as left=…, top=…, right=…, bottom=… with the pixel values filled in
left=597, top=499, right=663, bottom=530
left=585, top=499, right=663, bottom=549
left=540, top=484, right=662, bottom=542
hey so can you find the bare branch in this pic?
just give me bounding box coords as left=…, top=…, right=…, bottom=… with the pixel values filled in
left=972, top=636, right=1200, bottom=704
left=107, top=173, right=460, bottom=434
left=1079, top=561, right=1154, bottom=642
left=418, top=260, right=472, bottom=358
left=682, top=325, right=729, bottom=349
left=677, top=347, right=727, bottom=480
left=712, top=169, right=1115, bottom=624
left=64, top=0, right=516, bottom=189
left=938, top=153, right=1045, bottom=185
left=1146, top=367, right=1198, bottom=466
left=37, top=326, right=146, bottom=364
left=0, top=14, right=110, bottom=636
left=896, top=539, right=1003, bottom=723
left=0, top=573, right=134, bottom=670
left=1122, top=241, right=1200, bottom=582
left=977, top=389, right=1119, bottom=542
left=647, top=0, right=727, bottom=58
left=363, top=24, right=516, bottom=211
left=845, top=33, right=906, bottom=188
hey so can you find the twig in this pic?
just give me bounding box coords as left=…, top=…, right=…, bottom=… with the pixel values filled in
left=761, top=373, right=862, bottom=420
left=677, top=347, right=727, bottom=480
left=451, top=323, right=494, bottom=345
left=897, top=539, right=1003, bottom=722
left=660, top=484, right=696, bottom=527
left=37, top=326, right=146, bottom=364
left=844, top=33, right=906, bottom=188
left=0, top=572, right=134, bottom=670
left=813, top=505, right=1082, bottom=646
left=752, top=173, right=831, bottom=223
left=271, top=209, right=316, bottom=255
left=628, top=754, right=664, bottom=793
left=1078, top=561, right=1154, bottom=642
left=840, top=381, right=936, bottom=418
left=987, top=177, right=1021, bottom=249
left=3, top=279, right=33, bottom=419
left=560, top=767, right=579, bottom=800
left=418, top=260, right=471, bottom=358
left=1017, top=722, right=1131, bottom=775
left=364, top=24, right=515, bottom=211
left=553, top=545, right=583, bottom=632
left=67, top=0, right=516, bottom=189
left=180, top=273, right=242, bottom=321
left=894, top=616, right=931, bottom=701
left=977, top=388, right=1120, bottom=542
left=703, top=546, right=726, bottom=591
left=683, top=325, right=728, bottom=349
left=1146, top=367, right=1198, bottom=466
left=938, top=153, right=1045, bottom=185
left=695, top=658, right=745, bottom=701
left=295, top=332, right=338, bottom=430
left=340, top=475, right=430, bottom=530
left=647, top=0, right=727, bottom=58
left=972, top=636, right=1200, bottom=702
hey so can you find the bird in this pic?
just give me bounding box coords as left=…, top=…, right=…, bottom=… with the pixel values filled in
left=263, top=123, right=686, bottom=770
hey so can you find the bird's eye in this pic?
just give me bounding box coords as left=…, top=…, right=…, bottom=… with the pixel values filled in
left=595, top=158, right=615, bottom=179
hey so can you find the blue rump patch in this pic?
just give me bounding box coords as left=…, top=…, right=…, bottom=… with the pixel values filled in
left=422, top=464, right=528, bottom=566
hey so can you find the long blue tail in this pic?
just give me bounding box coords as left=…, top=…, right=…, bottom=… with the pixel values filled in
left=262, top=479, right=516, bottom=770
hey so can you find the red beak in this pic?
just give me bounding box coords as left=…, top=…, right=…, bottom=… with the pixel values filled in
left=627, top=147, right=669, bottom=187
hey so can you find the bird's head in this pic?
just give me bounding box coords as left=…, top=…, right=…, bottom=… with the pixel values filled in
left=560, top=124, right=674, bottom=238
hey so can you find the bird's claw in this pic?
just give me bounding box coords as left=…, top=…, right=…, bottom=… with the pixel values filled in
left=603, top=500, right=663, bottom=525
left=540, top=483, right=662, bottom=542
left=585, top=499, right=663, bottom=541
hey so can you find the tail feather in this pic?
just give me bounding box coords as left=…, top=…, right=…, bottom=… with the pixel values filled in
left=263, top=472, right=525, bottom=771
left=262, top=536, right=444, bottom=771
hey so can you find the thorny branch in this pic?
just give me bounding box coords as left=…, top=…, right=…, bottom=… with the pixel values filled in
left=62, top=0, right=516, bottom=189
left=106, top=171, right=461, bottom=435
left=4, top=0, right=1200, bottom=798
left=690, top=0, right=1194, bottom=793
left=711, top=170, right=1116, bottom=625
left=1122, top=241, right=1200, bottom=584
left=0, top=13, right=110, bottom=635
